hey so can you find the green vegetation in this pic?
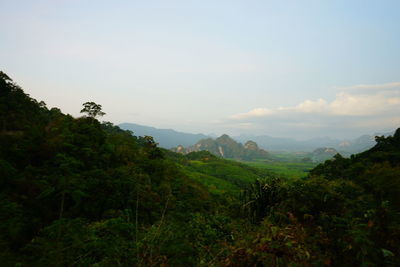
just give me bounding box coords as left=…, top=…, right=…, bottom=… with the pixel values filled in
left=185, top=152, right=273, bottom=193
left=243, top=160, right=317, bottom=179
left=269, top=151, right=312, bottom=162
left=1, top=71, right=399, bottom=266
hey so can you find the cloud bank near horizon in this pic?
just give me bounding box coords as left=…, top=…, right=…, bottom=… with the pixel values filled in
left=226, top=82, right=400, bottom=138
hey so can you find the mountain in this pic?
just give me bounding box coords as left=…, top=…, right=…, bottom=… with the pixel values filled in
left=310, top=147, right=339, bottom=162
left=119, top=122, right=208, bottom=148
left=234, top=134, right=337, bottom=152
left=235, top=132, right=395, bottom=153
left=338, top=134, right=376, bottom=152
left=2, top=71, right=400, bottom=265
left=119, top=122, right=394, bottom=153
left=172, top=134, right=269, bottom=160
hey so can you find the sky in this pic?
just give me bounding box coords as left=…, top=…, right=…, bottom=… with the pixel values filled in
left=1, top=0, right=399, bottom=139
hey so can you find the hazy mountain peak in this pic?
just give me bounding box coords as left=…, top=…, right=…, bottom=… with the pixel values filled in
left=244, top=140, right=259, bottom=150
left=172, top=135, right=269, bottom=160
left=216, top=134, right=238, bottom=145
left=119, top=123, right=208, bottom=148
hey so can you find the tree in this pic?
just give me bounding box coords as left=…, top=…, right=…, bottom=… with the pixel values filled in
left=80, top=102, right=105, bottom=118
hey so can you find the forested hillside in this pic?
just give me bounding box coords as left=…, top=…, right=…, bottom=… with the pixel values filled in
left=0, top=72, right=223, bottom=265
left=1, top=72, right=399, bottom=266
left=172, top=134, right=270, bottom=160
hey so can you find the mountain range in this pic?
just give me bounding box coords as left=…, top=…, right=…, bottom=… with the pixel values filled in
left=119, top=123, right=208, bottom=148
left=120, top=122, right=394, bottom=153
left=235, top=134, right=365, bottom=153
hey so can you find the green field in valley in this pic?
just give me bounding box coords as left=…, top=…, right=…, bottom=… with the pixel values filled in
left=237, top=151, right=319, bottom=179
left=242, top=160, right=317, bottom=179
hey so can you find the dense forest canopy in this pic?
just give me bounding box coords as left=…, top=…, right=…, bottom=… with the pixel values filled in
left=1, top=71, right=399, bottom=266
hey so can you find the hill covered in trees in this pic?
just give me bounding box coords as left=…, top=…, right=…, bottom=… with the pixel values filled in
left=0, top=71, right=274, bottom=265
left=1, top=71, right=399, bottom=266
left=172, top=134, right=270, bottom=161
left=309, top=147, right=339, bottom=162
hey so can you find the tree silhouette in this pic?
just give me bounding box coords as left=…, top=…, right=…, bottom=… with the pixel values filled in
left=80, top=102, right=105, bottom=118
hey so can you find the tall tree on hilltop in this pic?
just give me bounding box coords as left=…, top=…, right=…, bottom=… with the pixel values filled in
left=80, top=102, right=105, bottom=118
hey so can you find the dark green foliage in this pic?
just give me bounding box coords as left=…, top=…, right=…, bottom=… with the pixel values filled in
left=235, top=132, right=400, bottom=266
left=1, top=71, right=399, bottom=266
left=241, top=177, right=287, bottom=223
left=0, top=73, right=218, bottom=265
left=80, top=101, right=106, bottom=118
left=244, top=159, right=317, bottom=179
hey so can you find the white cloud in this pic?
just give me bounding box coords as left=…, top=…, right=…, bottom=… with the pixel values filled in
left=231, top=82, right=400, bottom=119
left=329, top=92, right=400, bottom=116
left=230, top=108, right=275, bottom=119
left=226, top=82, right=400, bottom=137
left=293, top=98, right=329, bottom=113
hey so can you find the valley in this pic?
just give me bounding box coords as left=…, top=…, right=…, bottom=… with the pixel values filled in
left=2, top=1, right=399, bottom=265
left=242, top=159, right=317, bottom=179
left=1, top=72, right=399, bottom=266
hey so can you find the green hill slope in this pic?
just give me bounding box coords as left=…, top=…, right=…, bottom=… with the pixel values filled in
left=234, top=130, right=400, bottom=266
left=1, top=71, right=399, bottom=266
left=164, top=150, right=274, bottom=195
left=0, top=71, right=272, bottom=266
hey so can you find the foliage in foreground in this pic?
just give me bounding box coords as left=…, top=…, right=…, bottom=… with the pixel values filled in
left=233, top=131, right=400, bottom=266
left=0, top=72, right=232, bottom=266
left=1, top=71, right=399, bottom=266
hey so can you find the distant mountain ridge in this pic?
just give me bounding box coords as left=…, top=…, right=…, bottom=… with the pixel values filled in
left=120, top=122, right=395, bottom=153
left=172, top=134, right=269, bottom=160
left=119, top=123, right=209, bottom=148
left=310, top=147, right=339, bottom=162
left=235, top=131, right=394, bottom=153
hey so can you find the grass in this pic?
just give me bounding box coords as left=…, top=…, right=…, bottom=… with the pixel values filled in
left=173, top=151, right=317, bottom=196
left=178, top=158, right=275, bottom=195
left=183, top=169, right=239, bottom=195
left=268, top=151, right=312, bottom=162
left=243, top=160, right=317, bottom=179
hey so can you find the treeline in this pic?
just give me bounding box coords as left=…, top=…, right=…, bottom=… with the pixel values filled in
left=236, top=134, right=400, bottom=265
left=1, top=71, right=399, bottom=266
left=0, top=72, right=232, bottom=265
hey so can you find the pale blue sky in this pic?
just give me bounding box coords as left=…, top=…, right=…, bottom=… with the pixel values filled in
left=1, top=0, right=399, bottom=138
